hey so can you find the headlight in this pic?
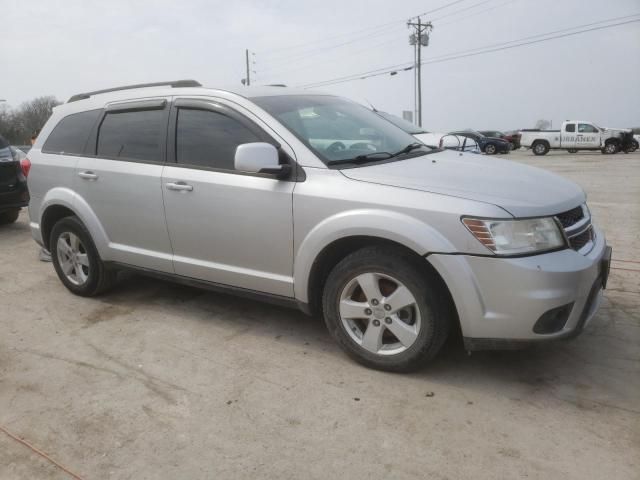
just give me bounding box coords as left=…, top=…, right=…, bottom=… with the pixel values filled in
left=462, top=217, right=565, bottom=255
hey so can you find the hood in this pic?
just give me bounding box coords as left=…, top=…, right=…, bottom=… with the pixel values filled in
left=603, top=126, right=632, bottom=134
left=340, top=150, right=585, bottom=218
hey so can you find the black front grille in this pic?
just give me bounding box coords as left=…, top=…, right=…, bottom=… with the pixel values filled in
left=570, top=228, right=593, bottom=250
left=556, top=206, right=584, bottom=228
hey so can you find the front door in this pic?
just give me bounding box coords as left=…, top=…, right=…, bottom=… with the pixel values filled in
left=74, top=99, right=173, bottom=272
left=161, top=99, right=295, bottom=297
left=576, top=123, right=601, bottom=149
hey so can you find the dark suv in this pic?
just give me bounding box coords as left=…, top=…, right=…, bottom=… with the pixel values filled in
left=449, top=130, right=511, bottom=155
left=0, top=135, right=30, bottom=224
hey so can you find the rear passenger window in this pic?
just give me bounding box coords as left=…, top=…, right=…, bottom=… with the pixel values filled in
left=565, top=123, right=575, bottom=133
left=42, top=109, right=101, bottom=155
left=176, top=109, right=260, bottom=170
left=97, top=109, right=164, bottom=162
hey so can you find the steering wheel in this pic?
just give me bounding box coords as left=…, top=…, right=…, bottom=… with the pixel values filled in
left=326, top=141, right=346, bottom=154
left=348, top=142, right=377, bottom=151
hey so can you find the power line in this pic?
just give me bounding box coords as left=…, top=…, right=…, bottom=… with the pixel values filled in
left=430, top=0, right=495, bottom=22
left=409, top=0, right=470, bottom=20
left=428, top=13, right=640, bottom=61
left=258, top=0, right=473, bottom=60
left=261, top=0, right=512, bottom=81
left=436, top=0, right=517, bottom=27
left=298, top=16, right=640, bottom=89
left=257, top=24, right=405, bottom=74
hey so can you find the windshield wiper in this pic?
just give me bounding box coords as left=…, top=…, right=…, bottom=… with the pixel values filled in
left=326, top=143, right=426, bottom=166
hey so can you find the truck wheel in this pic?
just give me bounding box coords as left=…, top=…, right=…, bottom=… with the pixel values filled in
left=602, top=143, right=618, bottom=155
left=567, top=149, right=578, bottom=153
left=532, top=141, right=549, bottom=156
left=322, top=246, right=451, bottom=372
left=0, top=209, right=20, bottom=225
left=50, top=216, right=116, bottom=297
left=630, top=140, right=638, bottom=152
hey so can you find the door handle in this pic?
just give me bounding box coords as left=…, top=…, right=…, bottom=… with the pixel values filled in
left=165, top=181, right=193, bottom=192
left=78, top=171, right=98, bottom=180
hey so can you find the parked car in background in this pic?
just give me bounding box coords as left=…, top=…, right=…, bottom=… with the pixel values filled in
left=520, top=120, right=634, bottom=156
left=438, top=133, right=482, bottom=154
left=373, top=111, right=445, bottom=149
left=10, top=146, right=27, bottom=161
left=479, top=130, right=520, bottom=150
left=448, top=130, right=511, bottom=154
left=0, top=135, right=30, bottom=224
left=28, top=81, right=611, bottom=372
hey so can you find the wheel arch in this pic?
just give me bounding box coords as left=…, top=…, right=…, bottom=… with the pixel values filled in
left=39, top=188, right=109, bottom=255
left=294, top=209, right=458, bottom=315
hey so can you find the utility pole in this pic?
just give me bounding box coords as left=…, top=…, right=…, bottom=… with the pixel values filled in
left=245, top=49, right=251, bottom=86
left=407, top=18, right=432, bottom=127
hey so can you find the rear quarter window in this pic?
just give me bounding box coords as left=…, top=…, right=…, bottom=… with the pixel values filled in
left=42, top=109, right=101, bottom=155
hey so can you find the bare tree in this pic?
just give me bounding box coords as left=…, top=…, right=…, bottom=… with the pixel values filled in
left=0, top=96, right=61, bottom=144
left=534, top=119, right=551, bottom=130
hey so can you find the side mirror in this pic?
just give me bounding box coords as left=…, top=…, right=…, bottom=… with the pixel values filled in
left=234, top=142, right=291, bottom=178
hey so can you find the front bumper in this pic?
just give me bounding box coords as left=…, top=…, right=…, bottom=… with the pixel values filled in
left=428, top=225, right=610, bottom=349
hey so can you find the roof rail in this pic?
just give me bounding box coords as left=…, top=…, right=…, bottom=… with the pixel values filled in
left=67, top=79, right=201, bottom=103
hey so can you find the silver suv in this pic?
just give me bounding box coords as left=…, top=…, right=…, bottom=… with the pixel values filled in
left=27, top=80, right=611, bottom=372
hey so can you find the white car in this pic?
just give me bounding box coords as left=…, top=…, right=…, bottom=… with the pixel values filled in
left=372, top=111, right=475, bottom=152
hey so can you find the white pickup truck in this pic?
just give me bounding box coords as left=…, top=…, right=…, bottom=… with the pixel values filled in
left=520, top=120, right=633, bottom=156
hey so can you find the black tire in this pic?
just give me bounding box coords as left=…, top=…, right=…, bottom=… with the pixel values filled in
left=0, top=209, right=20, bottom=225
left=567, top=149, right=578, bottom=153
left=484, top=143, right=497, bottom=155
left=322, top=246, right=451, bottom=372
left=50, top=216, right=116, bottom=296
left=532, top=141, right=549, bottom=156
left=630, top=140, right=638, bottom=152
left=601, top=142, right=619, bottom=155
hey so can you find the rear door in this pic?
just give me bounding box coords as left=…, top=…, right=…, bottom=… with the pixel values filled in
left=161, top=98, right=295, bottom=296
left=561, top=123, right=576, bottom=148
left=74, top=99, right=173, bottom=272
left=576, top=123, right=601, bottom=149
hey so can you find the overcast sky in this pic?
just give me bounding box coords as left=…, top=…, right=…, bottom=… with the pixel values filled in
left=2, top=0, right=639, bottom=130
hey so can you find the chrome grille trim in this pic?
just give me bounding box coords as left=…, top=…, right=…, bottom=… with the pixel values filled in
left=555, top=204, right=594, bottom=254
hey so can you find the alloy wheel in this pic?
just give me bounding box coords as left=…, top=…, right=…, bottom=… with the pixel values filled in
left=56, top=232, right=90, bottom=286
left=339, top=272, right=421, bottom=356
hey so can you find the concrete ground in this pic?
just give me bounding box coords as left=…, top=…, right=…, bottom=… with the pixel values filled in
left=1, top=149, right=638, bottom=480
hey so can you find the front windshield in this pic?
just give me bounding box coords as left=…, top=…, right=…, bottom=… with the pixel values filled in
left=252, top=95, right=432, bottom=165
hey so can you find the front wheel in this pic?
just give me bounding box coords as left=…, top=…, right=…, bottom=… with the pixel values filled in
left=602, top=142, right=618, bottom=154
left=50, top=216, right=116, bottom=296
left=322, top=246, right=451, bottom=372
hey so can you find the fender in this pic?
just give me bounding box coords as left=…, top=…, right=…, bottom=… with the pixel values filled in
left=293, top=208, right=457, bottom=302
left=39, top=187, right=111, bottom=257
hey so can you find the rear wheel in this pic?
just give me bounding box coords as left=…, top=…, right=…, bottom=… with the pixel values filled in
left=322, top=246, right=451, bottom=372
left=532, top=141, right=549, bottom=156
left=0, top=209, right=20, bottom=225
left=629, top=140, right=638, bottom=152
left=50, top=216, right=116, bottom=296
